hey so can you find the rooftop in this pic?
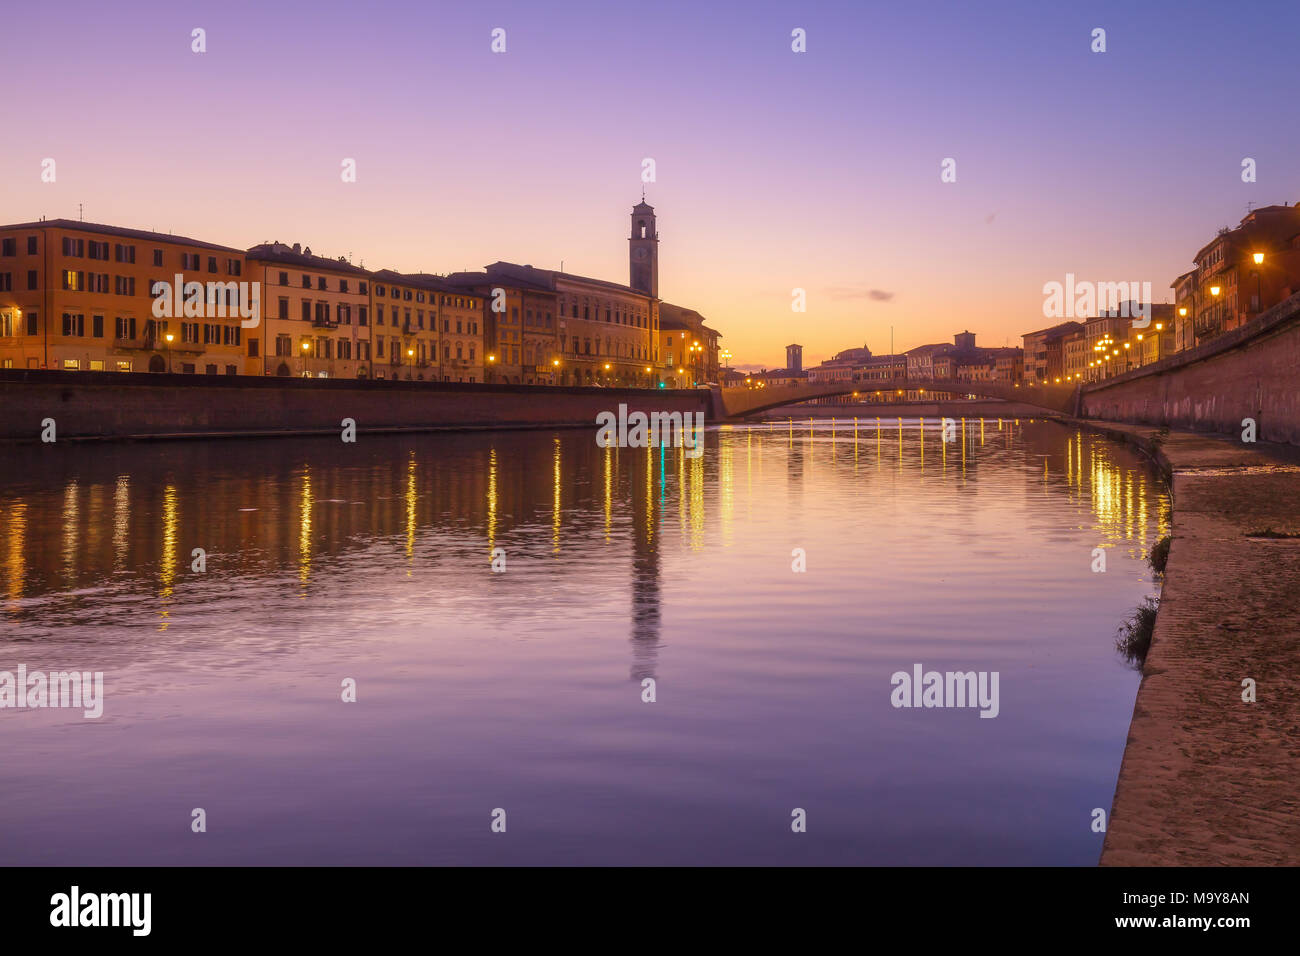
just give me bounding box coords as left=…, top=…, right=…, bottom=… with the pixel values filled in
left=2, top=218, right=243, bottom=254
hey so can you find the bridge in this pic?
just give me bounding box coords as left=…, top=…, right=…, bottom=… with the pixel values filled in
left=713, top=377, right=1081, bottom=419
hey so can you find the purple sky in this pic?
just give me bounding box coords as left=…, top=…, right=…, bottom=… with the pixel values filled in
left=3, top=0, right=1296, bottom=367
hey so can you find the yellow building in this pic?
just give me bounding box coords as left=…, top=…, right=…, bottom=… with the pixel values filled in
left=369, top=270, right=441, bottom=381
left=0, top=219, right=258, bottom=375
left=443, top=271, right=561, bottom=385
left=245, top=242, right=373, bottom=378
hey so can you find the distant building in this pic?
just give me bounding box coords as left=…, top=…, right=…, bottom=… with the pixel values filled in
left=904, top=342, right=954, bottom=381
left=745, top=367, right=807, bottom=388
left=1021, top=321, right=1083, bottom=383
left=786, top=343, right=803, bottom=373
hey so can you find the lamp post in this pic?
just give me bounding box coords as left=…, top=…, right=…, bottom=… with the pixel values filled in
left=551, top=357, right=560, bottom=386
left=487, top=353, right=496, bottom=384
left=164, top=332, right=174, bottom=374
left=1252, top=251, right=1264, bottom=313
left=688, top=341, right=703, bottom=385
left=407, top=347, right=415, bottom=380
left=301, top=339, right=311, bottom=378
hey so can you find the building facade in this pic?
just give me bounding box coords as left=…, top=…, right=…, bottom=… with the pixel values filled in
left=1, top=219, right=257, bottom=375
left=246, top=242, right=372, bottom=379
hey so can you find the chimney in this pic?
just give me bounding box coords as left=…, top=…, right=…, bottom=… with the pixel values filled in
left=292, top=243, right=301, bottom=254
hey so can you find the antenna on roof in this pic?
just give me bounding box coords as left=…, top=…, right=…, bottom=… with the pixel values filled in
left=78, top=202, right=83, bottom=221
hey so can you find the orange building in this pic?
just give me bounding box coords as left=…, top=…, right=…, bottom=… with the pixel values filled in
left=0, top=219, right=257, bottom=375
left=1185, top=203, right=1300, bottom=346
left=245, top=242, right=373, bottom=379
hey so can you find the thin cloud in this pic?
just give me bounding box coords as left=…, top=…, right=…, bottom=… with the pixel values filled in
left=824, top=285, right=896, bottom=303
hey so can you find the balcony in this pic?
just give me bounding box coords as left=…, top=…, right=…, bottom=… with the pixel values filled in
left=311, top=315, right=339, bottom=329
left=1192, top=313, right=1222, bottom=338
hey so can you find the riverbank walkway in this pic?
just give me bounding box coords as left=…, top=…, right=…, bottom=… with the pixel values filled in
left=1082, top=421, right=1300, bottom=865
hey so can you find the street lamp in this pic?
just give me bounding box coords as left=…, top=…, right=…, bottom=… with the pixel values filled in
left=1251, top=252, right=1264, bottom=312
left=407, top=347, right=415, bottom=380
left=164, top=332, right=174, bottom=373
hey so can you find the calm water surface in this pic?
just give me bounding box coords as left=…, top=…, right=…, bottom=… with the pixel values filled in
left=0, top=417, right=1166, bottom=865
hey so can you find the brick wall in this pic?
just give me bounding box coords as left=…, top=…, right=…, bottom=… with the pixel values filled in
left=0, top=370, right=709, bottom=441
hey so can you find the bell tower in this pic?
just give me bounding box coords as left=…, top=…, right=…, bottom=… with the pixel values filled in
left=629, top=200, right=659, bottom=298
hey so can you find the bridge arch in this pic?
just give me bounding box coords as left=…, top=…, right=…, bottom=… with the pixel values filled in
left=715, top=378, right=1079, bottom=418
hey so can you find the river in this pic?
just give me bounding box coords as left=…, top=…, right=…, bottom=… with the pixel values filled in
left=0, top=416, right=1166, bottom=864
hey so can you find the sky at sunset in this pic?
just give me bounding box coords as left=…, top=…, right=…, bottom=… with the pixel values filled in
left=2, top=0, right=1297, bottom=369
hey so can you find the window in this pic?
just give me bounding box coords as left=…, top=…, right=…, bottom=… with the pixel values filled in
left=0, top=273, right=10, bottom=292
left=153, top=249, right=163, bottom=266
left=359, top=281, right=368, bottom=295
left=302, top=274, right=311, bottom=288
left=207, top=256, right=218, bottom=273
left=278, top=297, right=289, bottom=319
left=92, top=315, right=104, bottom=337
left=88, top=240, right=109, bottom=260
left=62, top=270, right=83, bottom=291
left=181, top=363, right=195, bottom=374
left=248, top=338, right=259, bottom=357
left=317, top=277, right=326, bottom=291
left=279, top=271, right=289, bottom=286
left=205, top=364, right=218, bottom=375
left=61, top=313, right=85, bottom=336
left=116, top=361, right=132, bottom=372
left=182, top=253, right=200, bottom=270
left=227, top=259, right=241, bottom=276
left=114, top=244, right=135, bottom=263
left=115, top=316, right=137, bottom=340
left=26, top=312, right=38, bottom=336
left=358, top=306, right=368, bottom=326
left=27, top=236, right=38, bottom=255
left=62, top=237, right=85, bottom=257
left=27, top=270, right=37, bottom=290
left=377, top=305, right=384, bottom=326
left=340, top=279, right=349, bottom=293
left=301, top=300, right=311, bottom=322
left=63, top=358, right=80, bottom=370
left=0, top=238, right=13, bottom=256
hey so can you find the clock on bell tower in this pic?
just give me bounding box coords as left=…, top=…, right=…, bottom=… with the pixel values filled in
left=629, top=200, right=659, bottom=298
